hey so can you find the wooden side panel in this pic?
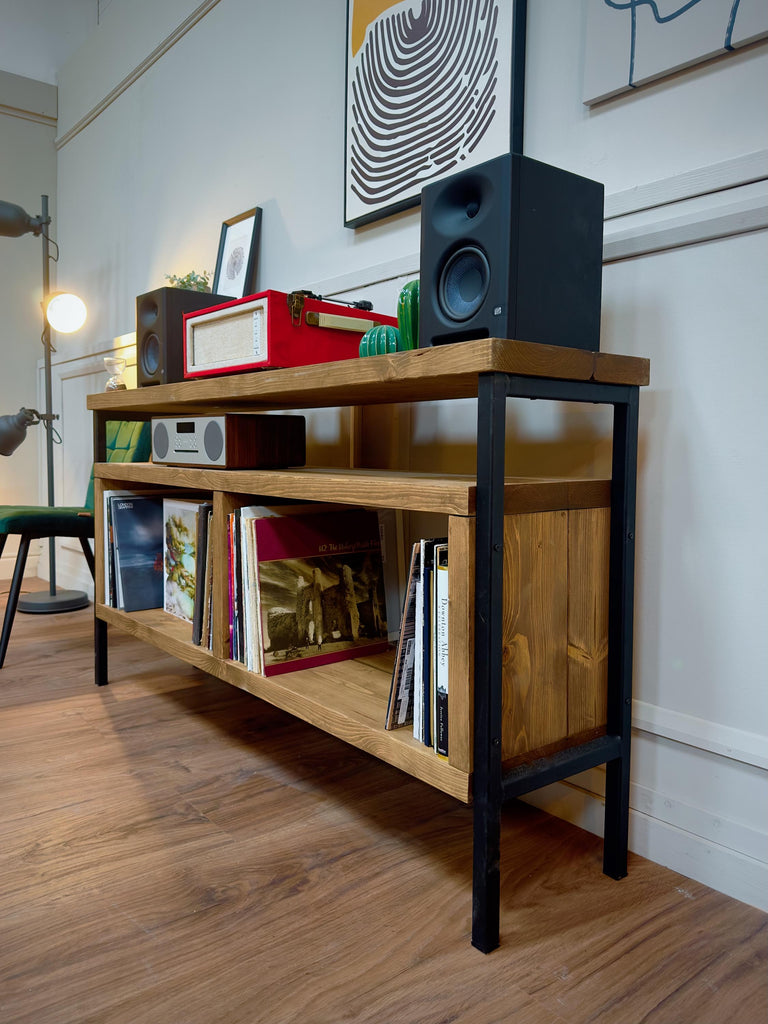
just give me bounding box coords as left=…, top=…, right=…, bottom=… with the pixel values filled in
left=450, top=506, right=609, bottom=771
left=447, top=516, right=473, bottom=774
left=93, top=478, right=106, bottom=606
left=501, top=512, right=569, bottom=761
left=567, top=506, right=610, bottom=735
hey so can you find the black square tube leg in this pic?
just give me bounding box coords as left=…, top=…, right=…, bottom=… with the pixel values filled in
left=95, top=616, right=108, bottom=686
left=0, top=535, right=31, bottom=669
left=472, top=373, right=508, bottom=953
left=79, top=537, right=96, bottom=581
left=603, top=388, right=640, bottom=879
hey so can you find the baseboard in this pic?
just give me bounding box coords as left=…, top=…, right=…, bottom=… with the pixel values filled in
left=0, top=546, right=40, bottom=583
left=37, top=547, right=94, bottom=602
left=522, top=779, right=768, bottom=913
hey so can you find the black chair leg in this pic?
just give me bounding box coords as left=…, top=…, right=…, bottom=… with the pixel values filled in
left=79, top=537, right=96, bottom=581
left=0, top=534, right=31, bottom=669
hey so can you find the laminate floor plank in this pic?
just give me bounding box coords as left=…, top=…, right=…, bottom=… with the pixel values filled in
left=0, top=591, right=765, bottom=1024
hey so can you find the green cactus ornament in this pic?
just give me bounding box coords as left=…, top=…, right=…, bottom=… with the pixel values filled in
left=397, top=279, right=419, bottom=350
left=359, top=324, right=402, bottom=357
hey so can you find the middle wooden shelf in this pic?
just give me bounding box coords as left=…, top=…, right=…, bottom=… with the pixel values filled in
left=95, top=462, right=611, bottom=516
left=94, top=464, right=612, bottom=807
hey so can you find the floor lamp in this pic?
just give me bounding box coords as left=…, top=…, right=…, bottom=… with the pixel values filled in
left=0, top=195, right=88, bottom=613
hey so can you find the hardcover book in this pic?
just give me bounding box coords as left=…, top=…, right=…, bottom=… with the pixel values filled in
left=414, top=537, right=447, bottom=746
left=253, top=508, right=390, bottom=676
left=227, top=503, right=329, bottom=668
left=433, top=542, right=449, bottom=758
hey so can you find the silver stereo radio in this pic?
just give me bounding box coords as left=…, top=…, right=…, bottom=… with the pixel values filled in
left=151, top=414, right=306, bottom=469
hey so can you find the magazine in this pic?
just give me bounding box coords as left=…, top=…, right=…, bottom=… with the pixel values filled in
left=109, top=494, right=164, bottom=612
left=163, top=497, right=209, bottom=622
left=253, top=508, right=390, bottom=676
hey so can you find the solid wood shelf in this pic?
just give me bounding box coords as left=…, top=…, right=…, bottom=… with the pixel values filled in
left=96, top=603, right=470, bottom=802
left=87, top=337, right=649, bottom=415
left=94, top=463, right=611, bottom=516
left=90, top=336, right=648, bottom=951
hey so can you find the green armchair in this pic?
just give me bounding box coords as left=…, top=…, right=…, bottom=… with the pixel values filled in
left=0, top=420, right=150, bottom=668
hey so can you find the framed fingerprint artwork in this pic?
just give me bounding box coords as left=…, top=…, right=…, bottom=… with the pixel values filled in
left=344, top=0, right=526, bottom=228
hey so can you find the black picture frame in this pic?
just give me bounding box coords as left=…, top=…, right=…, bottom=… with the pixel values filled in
left=344, top=0, right=527, bottom=229
left=212, top=207, right=262, bottom=298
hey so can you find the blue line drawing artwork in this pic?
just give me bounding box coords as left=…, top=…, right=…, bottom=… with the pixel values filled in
left=583, top=0, right=768, bottom=105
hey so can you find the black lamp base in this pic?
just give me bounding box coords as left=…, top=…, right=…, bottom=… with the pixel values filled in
left=17, top=589, right=90, bottom=614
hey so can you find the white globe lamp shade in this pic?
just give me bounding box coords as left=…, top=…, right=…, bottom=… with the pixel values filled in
left=45, top=292, right=87, bottom=333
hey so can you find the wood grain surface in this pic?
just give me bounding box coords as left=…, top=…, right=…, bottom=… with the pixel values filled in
left=95, top=463, right=611, bottom=517
left=87, top=338, right=649, bottom=416
left=447, top=507, right=610, bottom=772
left=1, top=584, right=763, bottom=1024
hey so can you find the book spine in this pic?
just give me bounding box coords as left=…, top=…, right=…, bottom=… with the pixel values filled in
left=201, top=509, right=214, bottom=650
left=191, top=503, right=212, bottom=645
left=434, top=543, right=449, bottom=758
left=385, top=540, right=419, bottom=729
left=413, top=541, right=424, bottom=743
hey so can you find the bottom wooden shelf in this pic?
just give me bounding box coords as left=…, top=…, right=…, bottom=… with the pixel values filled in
left=97, top=604, right=471, bottom=803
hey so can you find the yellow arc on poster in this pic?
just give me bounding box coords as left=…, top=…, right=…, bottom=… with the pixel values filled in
left=350, top=0, right=405, bottom=57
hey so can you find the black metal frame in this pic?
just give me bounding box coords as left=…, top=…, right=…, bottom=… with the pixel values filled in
left=90, top=372, right=639, bottom=949
left=92, top=409, right=147, bottom=688
left=472, top=372, right=639, bottom=953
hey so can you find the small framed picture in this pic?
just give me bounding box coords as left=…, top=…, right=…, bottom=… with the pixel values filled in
left=212, top=207, right=262, bottom=298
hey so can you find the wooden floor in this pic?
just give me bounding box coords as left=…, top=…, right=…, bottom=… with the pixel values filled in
left=1, top=586, right=766, bottom=1024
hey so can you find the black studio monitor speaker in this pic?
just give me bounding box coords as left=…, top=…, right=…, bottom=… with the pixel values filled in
left=136, top=287, right=232, bottom=386
left=419, top=153, right=604, bottom=351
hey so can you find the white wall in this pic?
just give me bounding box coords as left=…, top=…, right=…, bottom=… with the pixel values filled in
left=20, top=0, right=768, bottom=910
left=0, top=0, right=97, bottom=85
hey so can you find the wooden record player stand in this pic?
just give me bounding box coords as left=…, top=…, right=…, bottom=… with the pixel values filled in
left=87, top=338, right=649, bottom=952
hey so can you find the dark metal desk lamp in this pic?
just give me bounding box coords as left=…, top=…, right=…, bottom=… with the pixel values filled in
left=0, top=195, right=89, bottom=613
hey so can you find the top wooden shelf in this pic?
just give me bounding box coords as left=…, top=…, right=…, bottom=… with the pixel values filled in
left=87, top=338, right=650, bottom=415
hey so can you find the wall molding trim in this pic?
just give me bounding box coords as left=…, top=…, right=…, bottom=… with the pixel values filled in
left=55, top=0, right=222, bottom=151
left=632, top=699, right=768, bottom=770
left=317, top=174, right=767, bottom=296
left=312, top=254, right=420, bottom=299
left=605, top=149, right=768, bottom=219
left=0, top=68, right=57, bottom=129
left=603, top=180, right=768, bottom=262
left=0, top=103, right=56, bottom=128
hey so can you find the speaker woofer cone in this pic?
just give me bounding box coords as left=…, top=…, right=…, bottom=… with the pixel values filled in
left=438, top=246, right=491, bottom=322
left=142, top=333, right=161, bottom=376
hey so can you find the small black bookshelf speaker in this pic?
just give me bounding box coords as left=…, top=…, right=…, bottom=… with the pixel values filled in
left=419, top=153, right=604, bottom=351
left=136, top=287, right=231, bottom=387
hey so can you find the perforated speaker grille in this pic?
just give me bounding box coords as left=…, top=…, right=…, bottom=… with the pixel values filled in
left=152, top=421, right=169, bottom=460
left=203, top=420, right=224, bottom=462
